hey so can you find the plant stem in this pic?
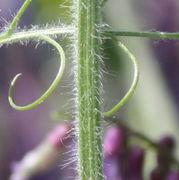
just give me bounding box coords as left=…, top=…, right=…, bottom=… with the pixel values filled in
left=75, top=0, right=102, bottom=179
left=104, top=30, right=179, bottom=39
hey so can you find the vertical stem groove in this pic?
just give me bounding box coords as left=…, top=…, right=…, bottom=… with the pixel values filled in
left=75, top=0, right=102, bottom=179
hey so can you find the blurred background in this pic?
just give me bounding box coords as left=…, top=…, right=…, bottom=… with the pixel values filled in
left=0, top=0, right=179, bottom=179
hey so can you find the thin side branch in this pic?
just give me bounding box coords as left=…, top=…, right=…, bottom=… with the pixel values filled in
left=7, top=0, right=32, bottom=36
left=104, top=30, right=179, bottom=39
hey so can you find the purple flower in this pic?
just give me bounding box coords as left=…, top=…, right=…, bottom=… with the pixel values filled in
left=167, top=171, right=179, bottom=180
left=47, top=124, right=71, bottom=148
left=103, top=127, right=126, bottom=179
left=103, top=127, right=126, bottom=157
left=159, top=136, right=175, bottom=151
left=150, top=136, right=175, bottom=180
left=9, top=124, right=71, bottom=180
left=150, top=166, right=168, bottom=180
left=157, top=136, right=175, bottom=164
left=127, top=147, right=144, bottom=180
left=103, top=127, right=144, bottom=180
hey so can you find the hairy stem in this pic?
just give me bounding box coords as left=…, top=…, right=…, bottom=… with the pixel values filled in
left=75, top=0, right=102, bottom=179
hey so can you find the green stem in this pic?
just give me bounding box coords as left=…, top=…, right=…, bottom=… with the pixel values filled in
left=75, top=0, right=102, bottom=179
left=104, top=30, right=179, bottom=39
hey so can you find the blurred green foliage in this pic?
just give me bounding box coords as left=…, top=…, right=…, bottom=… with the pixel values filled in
left=33, top=0, right=72, bottom=24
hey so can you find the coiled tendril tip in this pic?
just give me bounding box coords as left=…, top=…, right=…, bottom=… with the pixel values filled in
left=8, top=35, right=66, bottom=111
left=10, top=73, right=22, bottom=86
left=8, top=73, right=22, bottom=109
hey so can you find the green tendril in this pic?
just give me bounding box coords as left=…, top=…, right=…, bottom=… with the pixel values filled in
left=7, top=0, right=32, bottom=36
left=0, top=0, right=67, bottom=111
left=8, top=35, right=65, bottom=111
left=103, top=41, right=139, bottom=117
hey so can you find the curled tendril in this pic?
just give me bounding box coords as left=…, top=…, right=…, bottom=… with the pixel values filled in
left=103, top=41, right=139, bottom=117
left=0, top=0, right=67, bottom=111
left=8, top=35, right=66, bottom=111
left=3, top=0, right=138, bottom=113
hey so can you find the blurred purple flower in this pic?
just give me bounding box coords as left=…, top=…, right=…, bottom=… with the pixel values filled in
left=159, top=136, right=175, bottom=151
left=127, top=147, right=144, bottom=180
left=167, top=171, right=179, bottom=180
left=9, top=124, right=71, bottom=180
left=150, top=136, right=175, bottom=180
left=157, top=136, right=175, bottom=165
left=47, top=124, right=71, bottom=148
left=103, top=126, right=144, bottom=180
left=103, top=127, right=127, bottom=179
left=103, top=127, right=125, bottom=157
left=150, top=166, right=168, bottom=180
